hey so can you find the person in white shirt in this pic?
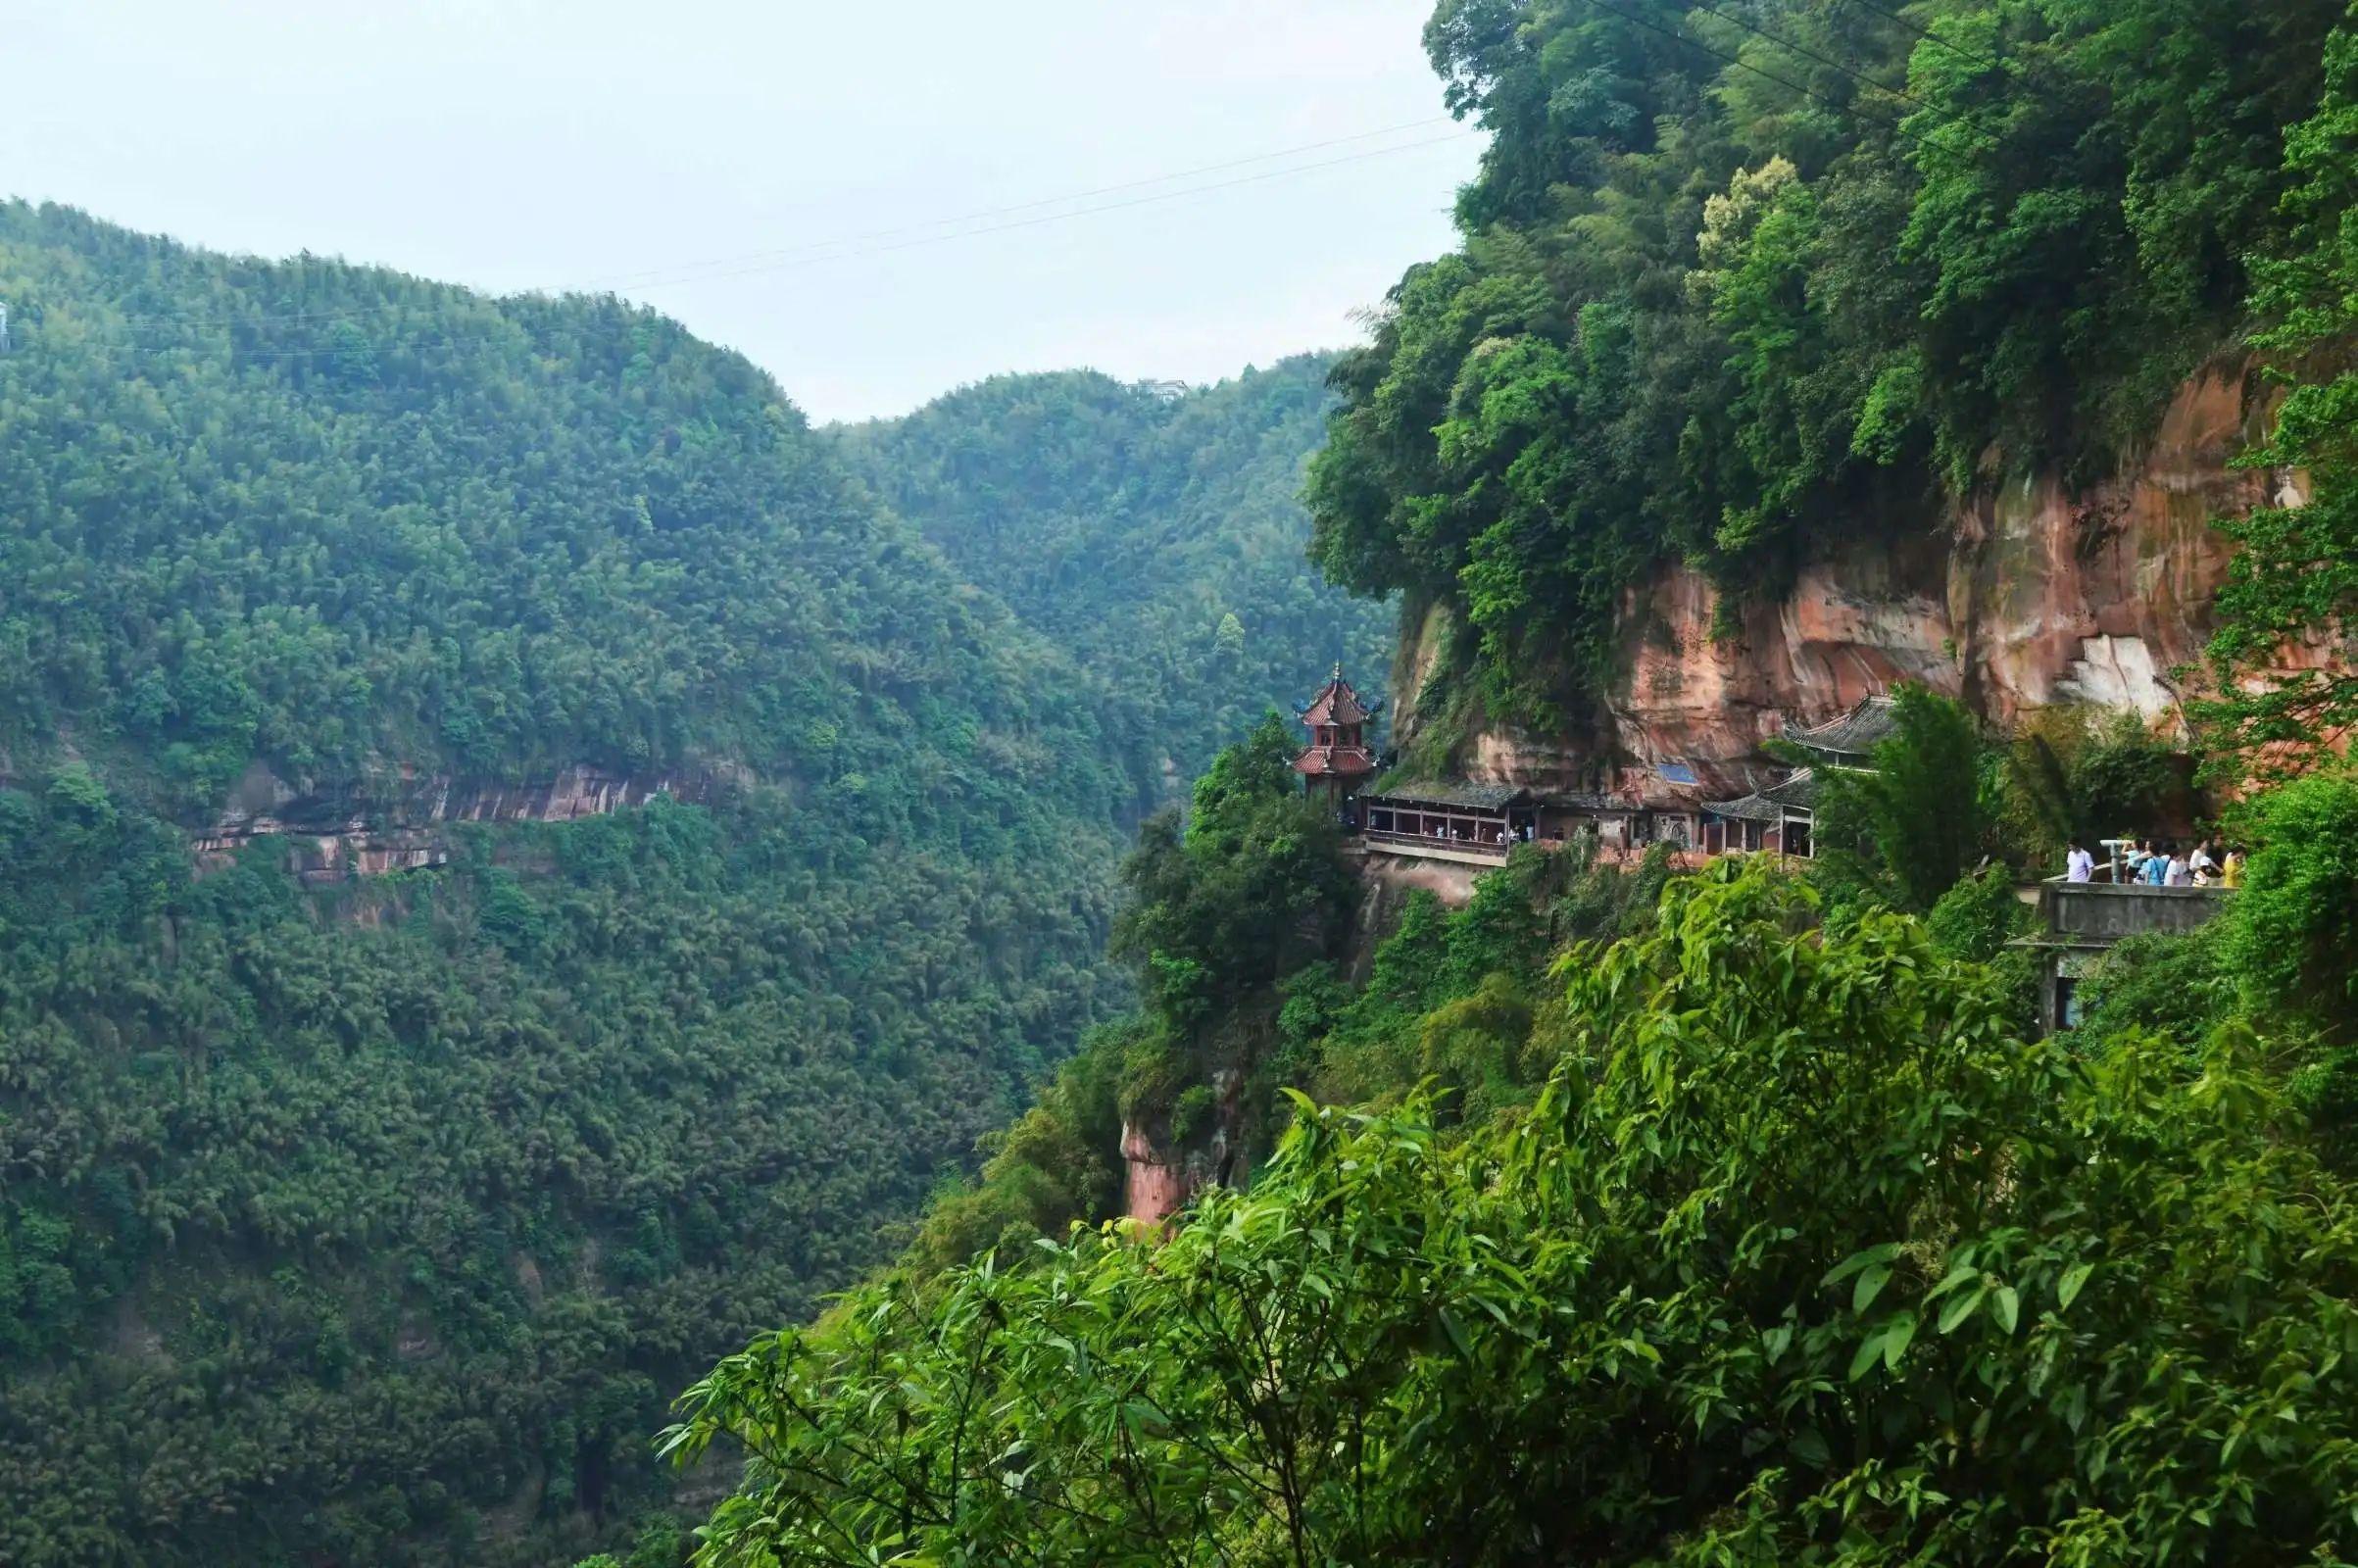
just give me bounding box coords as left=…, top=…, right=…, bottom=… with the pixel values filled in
left=2188, top=840, right=2218, bottom=884
left=2165, top=850, right=2192, bottom=886
left=2066, top=843, right=2094, bottom=883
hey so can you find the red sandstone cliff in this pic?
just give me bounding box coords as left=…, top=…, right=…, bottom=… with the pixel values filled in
left=196, top=761, right=717, bottom=882
left=1403, top=364, right=2304, bottom=795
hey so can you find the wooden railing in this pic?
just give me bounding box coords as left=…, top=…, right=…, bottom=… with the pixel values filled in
left=1357, top=831, right=1711, bottom=873
left=1361, top=828, right=1512, bottom=862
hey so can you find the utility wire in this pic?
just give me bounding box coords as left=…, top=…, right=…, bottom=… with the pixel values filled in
left=585, top=115, right=1461, bottom=293
left=1833, top=0, right=2009, bottom=73
left=116, top=116, right=1461, bottom=338
left=624, top=131, right=1478, bottom=295
left=99, top=129, right=1479, bottom=364
left=1678, top=0, right=1939, bottom=112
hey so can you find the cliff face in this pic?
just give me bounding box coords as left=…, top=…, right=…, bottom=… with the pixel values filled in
left=1119, top=1067, right=1250, bottom=1228
left=1406, top=365, right=2303, bottom=795
left=195, top=762, right=716, bottom=882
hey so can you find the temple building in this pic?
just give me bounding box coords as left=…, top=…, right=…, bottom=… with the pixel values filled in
left=1700, top=694, right=1895, bottom=858
left=1783, top=694, right=1899, bottom=766
left=1292, top=663, right=1380, bottom=808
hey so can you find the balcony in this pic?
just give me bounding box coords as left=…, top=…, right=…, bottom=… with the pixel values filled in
left=2013, top=877, right=2234, bottom=1035
left=2037, top=878, right=2231, bottom=943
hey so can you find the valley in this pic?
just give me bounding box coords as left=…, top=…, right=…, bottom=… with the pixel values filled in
left=9, top=1, right=2358, bottom=1564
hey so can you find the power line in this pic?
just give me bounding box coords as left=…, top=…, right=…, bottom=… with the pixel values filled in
left=1833, top=0, right=2008, bottom=73
left=115, top=116, right=1461, bottom=339
left=583, top=115, right=1461, bottom=294
left=95, top=129, right=1479, bottom=365
left=1679, top=0, right=1938, bottom=113
left=624, top=131, right=1479, bottom=296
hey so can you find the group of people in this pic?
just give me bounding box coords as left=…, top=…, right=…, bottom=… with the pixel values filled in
left=1404, top=820, right=1537, bottom=847
left=2064, top=837, right=2241, bottom=888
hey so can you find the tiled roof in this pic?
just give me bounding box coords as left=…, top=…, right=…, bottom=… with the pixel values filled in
left=1760, top=768, right=1820, bottom=809
left=1293, top=744, right=1378, bottom=778
left=1784, top=695, right=1898, bottom=758
left=1301, top=666, right=1375, bottom=727
left=1702, top=793, right=1782, bottom=823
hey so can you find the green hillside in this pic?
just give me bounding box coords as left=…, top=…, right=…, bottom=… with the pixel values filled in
left=0, top=201, right=1162, bottom=1567
left=835, top=359, right=1393, bottom=783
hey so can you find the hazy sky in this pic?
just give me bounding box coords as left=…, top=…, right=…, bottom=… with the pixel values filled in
left=4, top=1, right=1483, bottom=421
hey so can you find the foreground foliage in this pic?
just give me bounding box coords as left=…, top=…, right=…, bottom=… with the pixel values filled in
left=674, top=863, right=2358, bottom=1564
left=674, top=862, right=2358, bottom=1555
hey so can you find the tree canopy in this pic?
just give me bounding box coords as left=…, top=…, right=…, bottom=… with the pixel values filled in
left=672, top=862, right=2358, bottom=1565
left=1307, top=0, right=2340, bottom=723
left=0, top=203, right=1346, bottom=1566
left=835, top=360, right=1392, bottom=784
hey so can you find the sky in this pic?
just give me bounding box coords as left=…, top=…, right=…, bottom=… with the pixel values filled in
left=3, top=0, right=1484, bottom=421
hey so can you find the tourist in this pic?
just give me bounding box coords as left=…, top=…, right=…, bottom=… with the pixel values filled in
left=2165, top=846, right=2191, bottom=886
left=2140, top=842, right=2169, bottom=886
left=2066, top=841, right=2094, bottom=883
left=2222, top=848, right=2244, bottom=888
left=2188, top=839, right=2218, bottom=885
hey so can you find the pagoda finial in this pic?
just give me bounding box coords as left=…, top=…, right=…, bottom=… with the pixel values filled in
left=1332, top=660, right=1344, bottom=682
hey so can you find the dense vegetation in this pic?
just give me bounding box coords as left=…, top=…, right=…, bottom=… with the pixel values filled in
left=673, top=690, right=2358, bottom=1563
left=657, top=4, right=2358, bottom=1560
left=0, top=202, right=1356, bottom=1566
left=886, top=713, right=1681, bottom=1280
left=675, top=838, right=2358, bottom=1564
left=0, top=778, right=1120, bottom=1567
left=1305, top=0, right=2342, bottom=721
left=836, top=361, right=1392, bottom=783
left=2200, top=12, right=2358, bottom=777
left=0, top=205, right=1158, bottom=820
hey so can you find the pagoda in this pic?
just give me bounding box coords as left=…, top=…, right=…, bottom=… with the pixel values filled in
left=1293, top=663, right=1380, bottom=808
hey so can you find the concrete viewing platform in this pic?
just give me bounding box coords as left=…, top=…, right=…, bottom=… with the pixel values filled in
left=2011, top=876, right=2234, bottom=1033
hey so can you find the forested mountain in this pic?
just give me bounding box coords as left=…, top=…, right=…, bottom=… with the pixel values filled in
left=0, top=200, right=1212, bottom=1567
left=835, top=360, right=1392, bottom=782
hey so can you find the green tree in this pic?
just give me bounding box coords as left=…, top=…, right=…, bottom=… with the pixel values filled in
left=671, top=861, right=2358, bottom=1564
left=1307, top=0, right=2338, bottom=738
left=1815, top=685, right=1990, bottom=911
left=2201, top=6, right=2358, bottom=779
left=2225, top=769, right=2358, bottom=1036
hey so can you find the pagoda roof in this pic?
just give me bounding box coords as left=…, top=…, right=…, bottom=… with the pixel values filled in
left=1784, top=695, right=1898, bottom=759
left=1293, top=743, right=1378, bottom=778
left=1301, top=665, right=1377, bottom=727
left=1701, top=792, right=1782, bottom=824
left=1706, top=766, right=1819, bottom=821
